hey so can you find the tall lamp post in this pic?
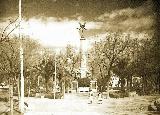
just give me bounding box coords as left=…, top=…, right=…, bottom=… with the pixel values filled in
left=19, top=0, right=24, bottom=113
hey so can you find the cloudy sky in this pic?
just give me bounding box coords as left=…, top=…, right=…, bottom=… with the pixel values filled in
left=0, top=0, right=154, bottom=47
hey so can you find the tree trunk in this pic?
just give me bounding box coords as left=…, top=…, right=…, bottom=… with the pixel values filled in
left=106, top=69, right=111, bottom=99
left=9, top=84, right=13, bottom=115
left=129, top=76, right=132, bottom=91
left=45, top=80, right=49, bottom=92
left=17, top=77, right=20, bottom=110
left=127, top=77, right=130, bottom=91
left=158, top=72, right=160, bottom=94
left=120, top=77, right=125, bottom=93
left=106, top=81, right=110, bottom=99
left=61, top=81, right=65, bottom=99
left=153, top=0, right=160, bottom=94
left=142, top=76, right=145, bottom=95
left=28, top=80, right=31, bottom=97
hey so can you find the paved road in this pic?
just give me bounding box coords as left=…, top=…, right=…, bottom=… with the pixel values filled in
left=24, top=93, right=105, bottom=115
left=24, top=93, right=160, bottom=115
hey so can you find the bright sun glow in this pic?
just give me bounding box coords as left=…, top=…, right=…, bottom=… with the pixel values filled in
left=9, top=18, right=99, bottom=50
left=19, top=18, right=82, bottom=48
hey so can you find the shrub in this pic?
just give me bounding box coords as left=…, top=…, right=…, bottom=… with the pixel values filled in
left=0, top=91, right=9, bottom=102
left=120, top=91, right=129, bottom=98
left=109, top=90, right=129, bottom=98
left=0, top=97, right=9, bottom=102
left=44, top=92, right=63, bottom=99
left=78, top=78, right=90, bottom=87
left=109, top=92, right=120, bottom=98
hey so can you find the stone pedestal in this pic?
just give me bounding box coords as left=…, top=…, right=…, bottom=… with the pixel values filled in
left=71, top=81, right=78, bottom=93
left=90, top=80, right=97, bottom=92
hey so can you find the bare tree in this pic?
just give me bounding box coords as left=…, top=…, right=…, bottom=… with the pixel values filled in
left=0, top=18, right=19, bottom=43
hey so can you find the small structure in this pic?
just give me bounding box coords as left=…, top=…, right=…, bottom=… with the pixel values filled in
left=110, top=76, right=119, bottom=88
left=78, top=87, right=90, bottom=93
left=0, top=84, right=9, bottom=101
left=0, top=85, right=9, bottom=91
left=0, top=85, right=9, bottom=102
left=71, top=80, right=78, bottom=93
left=90, top=80, right=97, bottom=92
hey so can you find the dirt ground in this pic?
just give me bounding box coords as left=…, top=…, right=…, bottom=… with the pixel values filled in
left=1, top=94, right=160, bottom=115
left=99, top=95, right=160, bottom=115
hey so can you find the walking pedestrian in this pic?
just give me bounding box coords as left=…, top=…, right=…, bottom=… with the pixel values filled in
left=88, top=90, right=94, bottom=104
left=97, top=92, right=103, bottom=104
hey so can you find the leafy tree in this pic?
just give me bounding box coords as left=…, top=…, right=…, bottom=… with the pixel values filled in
left=78, top=78, right=90, bottom=87
left=152, top=0, right=160, bottom=94
left=57, top=45, right=80, bottom=93
left=88, top=32, right=130, bottom=98
left=134, top=38, right=155, bottom=94
left=112, top=58, right=129, bottom=92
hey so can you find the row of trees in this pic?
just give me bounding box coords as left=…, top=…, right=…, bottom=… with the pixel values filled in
left=0, top=20, right=81, bottom=96
left=88, top=31, right=159, bottom=96
left=1, top=8, right=160, bottom=97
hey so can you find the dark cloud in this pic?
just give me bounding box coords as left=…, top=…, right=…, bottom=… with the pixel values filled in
left=96, top=0, right=154, bottom=33
left=0, top=0, right=154, bottom=36
left=0, top=0, right=148, bottom=20
left=0, top=0, right=18, bottom=18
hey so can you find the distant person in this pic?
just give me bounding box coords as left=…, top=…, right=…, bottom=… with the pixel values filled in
left=88, top=90, right=94, bottom=104
left=97, top=92, right=103, bottom=104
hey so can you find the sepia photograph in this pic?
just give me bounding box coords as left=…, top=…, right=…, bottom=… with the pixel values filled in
left=0, top=0, right=160, bottom=115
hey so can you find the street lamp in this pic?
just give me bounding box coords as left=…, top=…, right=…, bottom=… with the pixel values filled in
left=18, top=0, right=24, bottom=113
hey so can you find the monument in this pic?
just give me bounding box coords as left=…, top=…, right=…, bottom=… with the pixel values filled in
left=77, top=22, right=87, bottom=78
